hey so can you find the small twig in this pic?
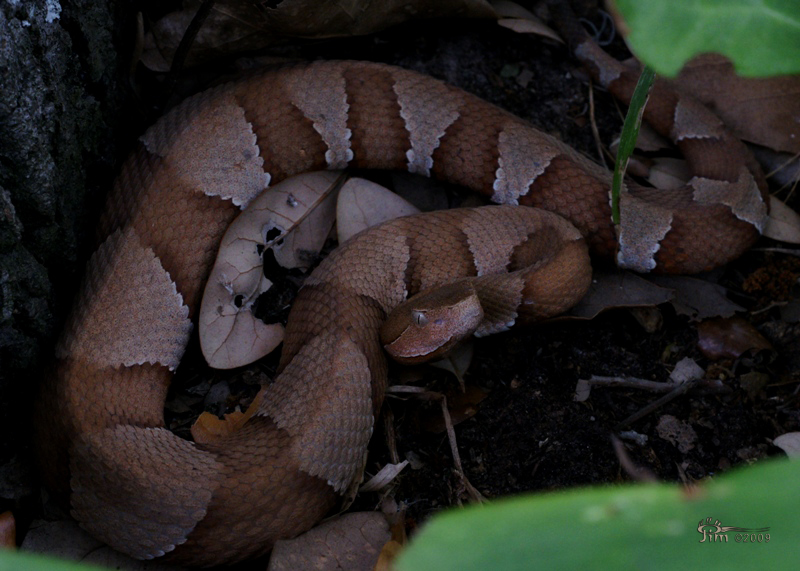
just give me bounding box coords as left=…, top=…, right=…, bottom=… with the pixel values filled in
left=750, top=247, right=800, bottom=258
left=614, top=378, right=700, bottom=430
left=382, top=406, right=400, bottom=465
left=587, top=375, right=674, bottom=392
left=583, top=375, right=730, bottom=395
left=750, top=300, right=789, bottom=315
left=386, top=385, right=485, bottom=503
left=439, top=396, right=486, bottom=503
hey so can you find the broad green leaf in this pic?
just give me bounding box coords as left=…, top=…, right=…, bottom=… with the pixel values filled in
left=0, top=551, right=108, bottom=571
left=614, top=0, right=800, bottom=77
left=395, top=459, right=799, bottom=571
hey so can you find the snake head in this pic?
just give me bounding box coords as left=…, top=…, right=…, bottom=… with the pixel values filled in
left=380, top=280, right=484, bottom=365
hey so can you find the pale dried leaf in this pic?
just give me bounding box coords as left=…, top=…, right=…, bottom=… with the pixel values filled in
left=273, top=174, right=342, bottom=270
left=669, top=357, right=704, bottom=384
left=490, top=0, right=535, bottom=19
left=574, top=378, right=591, bottom=402
left=21, top=520, right=183, bottom=570
left=646, top=157, right=691, bottom=189
left=632, top=123, right=672, bottom=152
left=360, top=461, right=409, bottom=493
left=763, top=196, right=800, bottom=243
left=497, top=18, right=562, bottom=42
left=773, top=432, right=800, bottom=459
left=336, top=178, right=420, bottom=243
left=268, top=512, right=390, bottom=571
left=491, top=0, right=560, bottom=41
left=142, top=0, right=497, bottom=71
left=200, top=172, right=341, bottom=369
left=564, top=271, right=673, bottom=320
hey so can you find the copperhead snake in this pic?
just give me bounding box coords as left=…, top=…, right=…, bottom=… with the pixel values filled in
left=35, top=5, right=769, bottom=567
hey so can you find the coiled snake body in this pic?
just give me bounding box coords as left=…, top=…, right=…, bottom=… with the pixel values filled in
left=35, top=19, right=768, bottom=567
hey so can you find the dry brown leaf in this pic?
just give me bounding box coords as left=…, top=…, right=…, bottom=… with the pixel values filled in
left=0, top=511, right=15, bottom=548
left=564, top=271, right=673, bottom=320
left=656, top=414, right=697, bottom=454
left=649, top=275, right=745, bottom=321
left=267, top=512, right=390, bottom=571
left=763, top=196, right=800, bottom=243
left=142, top=0, right=497, bottom=71
left=199, top=171, right=342, bottom=369
left=675, top=53, right=800, bottom=154
left=336, top=178, right=420, bottom=243
left=697, top=316, right=774, bottom=361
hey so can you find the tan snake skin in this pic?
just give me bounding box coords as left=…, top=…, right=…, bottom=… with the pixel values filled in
left=35, top=19, right=769, bottom=565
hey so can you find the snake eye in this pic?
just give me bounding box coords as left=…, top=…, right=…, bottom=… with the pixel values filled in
left=412, top=310, right=428, bottom=326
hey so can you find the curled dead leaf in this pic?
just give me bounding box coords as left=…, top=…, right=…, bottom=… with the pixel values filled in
left=200, top=171, right=342, bottom=369
left=492, top=0, right=562, bottom=42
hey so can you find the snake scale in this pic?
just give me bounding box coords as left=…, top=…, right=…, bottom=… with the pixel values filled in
left=35, top=4, right=769, bottom=567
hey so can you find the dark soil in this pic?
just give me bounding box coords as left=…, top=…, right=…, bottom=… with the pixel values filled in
left=14, top=2, right=800, bottom=569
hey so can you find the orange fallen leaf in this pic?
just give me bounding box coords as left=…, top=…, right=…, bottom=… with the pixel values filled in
left=191, top=391, right=264, bottom=444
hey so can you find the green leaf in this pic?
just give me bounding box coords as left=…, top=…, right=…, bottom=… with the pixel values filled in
left=611, top=65, right=656, bottom=226
left=613, top=0, right=800, bottom=77
left=0, top=551, right=109, bottom=571
left=395, top=459, right=799, bottom=571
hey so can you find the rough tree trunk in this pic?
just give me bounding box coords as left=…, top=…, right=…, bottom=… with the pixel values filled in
left=0, top=0, right=130, bottom=521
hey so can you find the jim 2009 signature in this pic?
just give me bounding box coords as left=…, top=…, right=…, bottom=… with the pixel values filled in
left=697, top=517, right=770, bottom=543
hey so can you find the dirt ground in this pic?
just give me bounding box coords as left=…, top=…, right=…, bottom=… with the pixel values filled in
left=14, top=3, right=800, bottom=569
